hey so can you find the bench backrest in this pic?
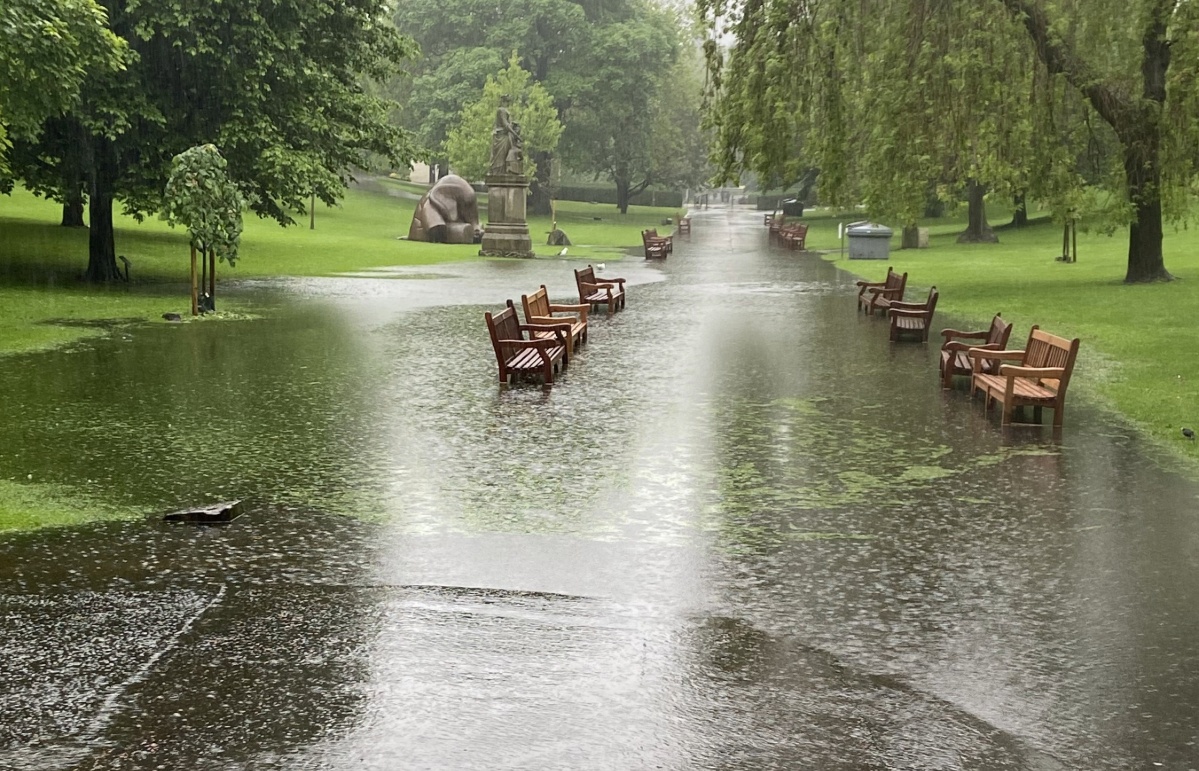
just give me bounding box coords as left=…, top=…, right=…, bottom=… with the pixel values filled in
left=1022, top=326, right=1080, bottom=393
left=576, top=265, right=596, bottom=294
left=986, top=314, right=1014, bottom=347
left=887, top=270, right=907, bottom=292
left=923, top=286, right=938, bottom=315
left=485, top=302, right=523, bottom=361
left=522, top=285, right=551, bottom=320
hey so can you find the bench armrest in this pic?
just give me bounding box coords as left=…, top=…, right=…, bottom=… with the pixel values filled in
left=940, top=328, right=988, bottom=340
left=548, top=303, right=590, bottom=318
left=999, top=365, right=1065, bottom=379
left=888, top=308, right=930, bottom=317
left=968, top=348, right=1025, bottom=362
left=529, top=315, right=579, bottom=327
left=888, top=301, right=930, bottom=311
left=869, top=287, right=903, bottom=298
left=497, top=337, right=556, bottom=351
left=943, top=340, right=1000, bottom=353
left=521, top=322, right=571, bottom=335
left=855, top=279, right=886, bottom=289
left=594, top=279, right=625, bottom=288
left=581, top=282, right=614, bottom=298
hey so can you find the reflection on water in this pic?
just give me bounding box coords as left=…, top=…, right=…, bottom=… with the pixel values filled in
left=1, top=211, right=1199, bottom=769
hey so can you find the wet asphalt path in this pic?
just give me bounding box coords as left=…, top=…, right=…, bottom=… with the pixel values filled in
left=1, top=207, right=1198, bottom=769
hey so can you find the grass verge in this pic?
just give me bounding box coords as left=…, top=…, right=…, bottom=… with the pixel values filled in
left=799, top=207, right=1199, bottom=469
left=0, top=182, right=681, bottom=354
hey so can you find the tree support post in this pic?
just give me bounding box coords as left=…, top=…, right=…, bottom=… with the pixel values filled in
left=190, top=245, right=198, bottom=316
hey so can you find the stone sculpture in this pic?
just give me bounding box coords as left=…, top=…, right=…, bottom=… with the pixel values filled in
left=489, top=95, right=523, bottom=176
left=407, top=174, right=483, bottom=244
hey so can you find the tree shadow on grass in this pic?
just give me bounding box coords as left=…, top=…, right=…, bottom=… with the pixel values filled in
left=0, top=220, right=192, bottom=289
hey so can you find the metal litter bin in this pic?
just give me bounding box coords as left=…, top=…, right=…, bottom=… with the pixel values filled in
left=847, top=222, right=893, bottom=260
left=781, top=197, right=804, bottom=217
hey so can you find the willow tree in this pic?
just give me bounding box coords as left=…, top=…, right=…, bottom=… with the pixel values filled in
left=702, top=0, right=1195, bottom=282
left=701, top=1, right=1038, bottom=245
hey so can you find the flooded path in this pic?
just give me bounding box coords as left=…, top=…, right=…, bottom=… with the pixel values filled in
left=2, top=208, right=1198, bottom=769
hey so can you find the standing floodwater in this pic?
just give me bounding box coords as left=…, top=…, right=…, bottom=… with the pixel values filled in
left=1, top=209, right=1198, bottom=770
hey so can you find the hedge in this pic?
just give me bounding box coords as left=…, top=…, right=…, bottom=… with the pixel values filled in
left=554, top=184, right=683, bottom=209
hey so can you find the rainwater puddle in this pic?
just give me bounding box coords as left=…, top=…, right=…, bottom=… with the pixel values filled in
left=1, top=210, right=1198, bottom=769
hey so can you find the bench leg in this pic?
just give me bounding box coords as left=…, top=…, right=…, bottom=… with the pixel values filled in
left=1052, top=405, right=1064, bottom=428
left=1001, top=400, right=1014, bottom=425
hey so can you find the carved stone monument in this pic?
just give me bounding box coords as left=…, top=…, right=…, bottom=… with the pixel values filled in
left=407, top=174, right=482, bottom=244
left=480, top=95, right=534, bottom=257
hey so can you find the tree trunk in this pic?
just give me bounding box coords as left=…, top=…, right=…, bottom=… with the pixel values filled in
left=956, top=179, right=998, bottom=243
left=86, top=190, right=120, bottom=282
left=615, top=177, right=630, bottom=214
left=1122, top=141, right=1170, bottom=282
left=61, top=194, right=86, bottom=227
left=1010, top=193, right=1028, bottom=227
left=901, top=224, right=920, bottom=249
left=85, top=138, right=121, bottom=282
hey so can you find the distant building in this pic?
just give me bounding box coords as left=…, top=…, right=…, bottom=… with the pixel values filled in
left=409, top=162, right=432, bottom=184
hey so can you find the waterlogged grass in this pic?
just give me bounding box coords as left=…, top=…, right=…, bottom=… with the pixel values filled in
left=808, top=207, right=1199, bottom=467
left=0, top=183, right=681, bottom=355
left=0, top=478, right=145, bottom=532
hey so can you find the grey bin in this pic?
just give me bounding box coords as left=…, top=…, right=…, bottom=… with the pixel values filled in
left=847, top=222, right=893, bottom=260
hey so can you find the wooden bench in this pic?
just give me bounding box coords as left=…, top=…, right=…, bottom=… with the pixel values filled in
left=484, top=301, right=570, bottom=385
left=856, top=267, right=907, bottom=315
left=764, top=212, right=775, bottom=226
left=521, top=284, right=588, bottom=357
left=575, top=265, right=626, bottom=314
left=778, top=223, right=808, bottom=250
left=642, top=229, right=668, bottom=259
left=939, top=314, right=1013, bottom=389
left=677, top=216, right=691, bottom=235
left=969, top=326, right=1080, bottom=427
left=642, top=228, right=672, bottom=259
left=888, top=286, right=938, bottom=342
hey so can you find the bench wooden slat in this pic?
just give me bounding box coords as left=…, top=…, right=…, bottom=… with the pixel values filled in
left=939, top=314, right=1013, bottom=389
left=856, top=267, right=907, bottom=315
left=521, top=284, right=587, bottom=358
left=969, top=326, right=1080, bottom=427
left=575, top=265, right=626, bottom=314
left=485, top=301, right=568, bottom=385
left=887, top=287, right=937, bottom=342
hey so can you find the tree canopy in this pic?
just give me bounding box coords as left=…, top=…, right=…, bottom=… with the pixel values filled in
left=394, top=0, right=707, bottom=213
left=0, top=0, right=125, bottom=172
left=444, top=56, right=564, bottom=181
left=6, top=0, right=417, bottom=281
left=163, top=144, right=245, bottom=266
left=702, top=0, right=1199, bottom=282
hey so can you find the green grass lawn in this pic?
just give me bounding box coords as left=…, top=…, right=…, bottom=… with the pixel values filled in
left=799, top=206, right=1199, bottom=468
left=0, top=182, right=681, bottom=354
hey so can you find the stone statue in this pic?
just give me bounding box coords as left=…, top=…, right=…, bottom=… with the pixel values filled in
left=407, top=174, right=482, bottom=244
left=489, top=95, right=523, bottom=176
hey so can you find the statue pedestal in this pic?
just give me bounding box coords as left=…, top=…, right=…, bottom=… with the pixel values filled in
left=480, top=174, right=534, bottom=258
